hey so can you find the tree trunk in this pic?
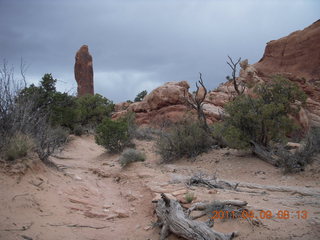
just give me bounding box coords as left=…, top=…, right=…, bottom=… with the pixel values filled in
left=155, top=193, right=237, bottom=240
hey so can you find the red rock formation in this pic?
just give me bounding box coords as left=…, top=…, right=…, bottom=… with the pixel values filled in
left=75, top=45, right=94, bottom=96
left=113, top=20, right=320, bottom=128
left=253, top=20, right=320, bottom=128
left=113, top=81, right=223, bottom=125
left=113, top=81, right=190, bottom=125
left=254, top=19, right=320, bottom=81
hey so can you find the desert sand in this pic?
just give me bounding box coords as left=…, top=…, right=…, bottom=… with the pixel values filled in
left=0, top=135, right=319, bottom=240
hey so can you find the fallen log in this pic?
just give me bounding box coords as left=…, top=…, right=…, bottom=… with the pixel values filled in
left=187, top=175, right=320, bottom=198
left=250, top=141, right=280, bottom=166
left=155, top=193, right=237, bottom=240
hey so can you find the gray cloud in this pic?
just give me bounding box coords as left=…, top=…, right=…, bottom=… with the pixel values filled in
left=1, top=0, right=319, bottom=102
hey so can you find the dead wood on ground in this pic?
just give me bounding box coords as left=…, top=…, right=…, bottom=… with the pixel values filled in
left=155, top=193, right=237, bottom=240
left=187, top=175, right=320, bottom=198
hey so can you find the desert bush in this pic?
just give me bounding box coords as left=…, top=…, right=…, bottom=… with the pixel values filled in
left=34, top=125, right=68, bottom=163
left=212, top=122, right=248, bottom=149
left=73, top=125, right=85, bottom=136
left=134, top=127, right=160, bottom=140
left=4, top=133, right=34, bottom=161
left=76, top=94, right=114, bottom=127
left=0, top=64, right=69, bottom=166
left=156, top=120, right=214, bottom=162
left=95, top=118, right=132, bottom=153
left=184, top=192, right=196, bottom=203
left=119, top=111, right=137, bottom=138
left=119, top=148, right=146, bottom=167
left=220, top=76, right=307, bottom=148
left=50, top=92, right=79, bottom=129
left=277, top=127, right=320, bottom=173
left=134, top=90, right=147, bottom=102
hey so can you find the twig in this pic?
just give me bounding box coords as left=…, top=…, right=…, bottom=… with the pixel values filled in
left=47, top=223, right=109, bottom=229
left=12, top=193, right=29, bottom=201
left=1, top=222, right=33, bottom=232
left=21, top=235, right=33, bottom=240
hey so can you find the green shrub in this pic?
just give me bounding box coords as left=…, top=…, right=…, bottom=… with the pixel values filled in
left=5, top=133, right=34, bottom=161
left=221, top=76, right=307, bottom=148
left=119, top=111, right=137, bottom=138
left=156, top=120, right=214, bottom=162
left=0, top=67, right=69, bottom=166
left=134, top=90, right=147, bottom=102
left=134, top=127, right=160, bottom=140
left=212, top=122, right=249, bottom=149
left=119, top=148, right=146, bottom=167
left=50, top=92, right=79, bottom=129
left=76, top=94, right=114, bottom=127
left=184, top=192, right=196, bottom=203
left=73, top=125, right=85, bottom=136
left=95, top=118, right=132, bottom=153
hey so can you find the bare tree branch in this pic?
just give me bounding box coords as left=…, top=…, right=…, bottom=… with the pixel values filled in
left=184, top=73, right=209, bottom=130
left=227, top=56, right=245, bottom=96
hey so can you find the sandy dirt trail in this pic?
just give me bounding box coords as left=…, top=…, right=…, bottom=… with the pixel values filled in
left=0, top=135, right=320, bottom=240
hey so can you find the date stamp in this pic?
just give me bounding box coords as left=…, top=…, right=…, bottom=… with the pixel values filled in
left=211, top=210, right=309, bottom=220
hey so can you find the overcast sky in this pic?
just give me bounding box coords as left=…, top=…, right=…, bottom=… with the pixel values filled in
left=0, top=0, right=319, bottom=102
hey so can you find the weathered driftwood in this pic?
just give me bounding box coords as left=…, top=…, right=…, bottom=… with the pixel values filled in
left=188, top=200, right=247, bottom=213
left=250, top=141, right=280, bottom=166
left=188, top=175, right=237, bottom=190
left=250, top=130, right=320, bottom=172
left=187, top=200, right=248, bottom=221
left=155, top=193, right=237, bottom=240
left=187, top=175, right=320, bottom=198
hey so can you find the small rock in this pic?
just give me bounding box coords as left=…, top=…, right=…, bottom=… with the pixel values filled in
left=106, top=214, right=118, bottom=220
left=208, top=190, right=217, bottom=194
left=74, top=175, right=82, bottom=181
left=125, top=191, right=137, bottom=202
left=137, top=170, right=153, bottom=178
left=113, top=209, right=129, bottom=218
left=144, top=226, right=152, bottom=231
left=130, top=207, right=136, bottom=212
left=152, top=193, right=176, bottom=202
left=84, top=211, right=108, bottom=218
left=286, top=142, right=302, bottom=150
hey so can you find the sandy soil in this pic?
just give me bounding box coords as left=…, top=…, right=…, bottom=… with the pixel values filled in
left=0, top=135, right=319, bottom=240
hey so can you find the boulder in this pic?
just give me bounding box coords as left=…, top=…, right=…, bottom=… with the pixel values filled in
left=114, top=101, right=131, bottom=112
left=113, top=81, right=194, bottom=125
left=144, top=81, right=190, bottom=110
left=74, top=45, right=94, bottom=97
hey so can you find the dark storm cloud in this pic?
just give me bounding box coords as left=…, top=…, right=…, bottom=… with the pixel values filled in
left=0, top=0, right=319, bottom=102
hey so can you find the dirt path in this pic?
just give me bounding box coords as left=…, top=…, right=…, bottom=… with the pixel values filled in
left=1, top=135, right=320, bottom=240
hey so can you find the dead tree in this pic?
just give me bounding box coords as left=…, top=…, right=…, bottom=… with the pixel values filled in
left=155, top=193, right=237, bottom=240
left=226, top=56, right=245, bottom=96
left=184, top=73, right=209, bottom=131
left=250, top=127, right=320, bottom=173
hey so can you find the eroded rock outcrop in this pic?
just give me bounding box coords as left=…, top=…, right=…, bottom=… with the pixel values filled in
left=254, top=20, right=320, bottom=81
left=113, top=81, right=224, bottom=125
left=75, top=45, right=94, bottom=97
left=113, top=81, right=192, bottom=125
left=113, top=20, right=320, bottom=128
left=253, top=20, right=320, bottom=127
